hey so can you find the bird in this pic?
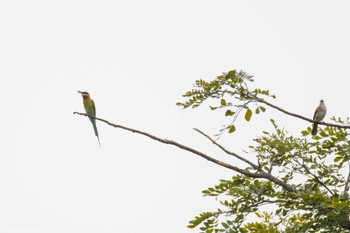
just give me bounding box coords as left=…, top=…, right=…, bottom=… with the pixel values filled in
left=78, top=91, right=101, bottom=147
left=312, top=99, right=327, bottom=136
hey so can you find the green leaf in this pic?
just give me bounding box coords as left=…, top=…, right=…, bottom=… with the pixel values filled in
left=221, top=99, right=226, bottom=106
left=334, top=156, right=342, bottom=162
left=301, top=130, right=309, bottom=136
left=225, top=110, right=235, bottom=116
left=245, top=108, right=252, bottom=121
left=222, top=222, right=229, bottom=229
left=255, top=107, right=260, bottom=114
left=319, top=131, right=328, bottom=137
left=260, top=106, right=266, bottom=112
left=228, top=125, right=236, bottom=133
left=183, top=91, right=192, bottom=97
left=187, top=212, right=214, bottom=229
left=210, top=106, right=218, bottom=111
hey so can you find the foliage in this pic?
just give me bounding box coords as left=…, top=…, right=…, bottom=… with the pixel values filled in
left=176, top=70, right=274, bottom=137
left=180, top=70, right=350, bottom=232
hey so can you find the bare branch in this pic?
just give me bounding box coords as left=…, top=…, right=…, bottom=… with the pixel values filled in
left=193, top=128, right=259, bottom=170
left=268, top=163, right=273, bottom=174
left=293, top=158, right=335, bottom=196
left=74, top=112, right=296, bottom=192
left=344, top=162, right=350, bottom=193
left=257, top=98, right=350, bottom=129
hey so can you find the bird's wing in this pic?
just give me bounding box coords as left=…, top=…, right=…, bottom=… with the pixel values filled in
left=313, top=106, right=319, bottom=120
left=91, top=99, right=96, bottom=117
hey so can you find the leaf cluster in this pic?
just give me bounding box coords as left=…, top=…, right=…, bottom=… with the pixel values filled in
left=189, top=118, right=350, bottom=232
left=177, top=70, right=273, bottom=136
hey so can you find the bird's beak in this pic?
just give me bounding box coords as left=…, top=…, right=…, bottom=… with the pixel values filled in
left=77, top=90, right=82, bottom=94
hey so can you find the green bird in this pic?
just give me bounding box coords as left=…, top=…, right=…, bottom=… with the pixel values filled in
left=78, top=91, right=101, bottom=147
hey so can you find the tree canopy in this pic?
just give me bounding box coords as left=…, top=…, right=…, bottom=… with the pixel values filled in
left=177, top=70, right=350, bottom=232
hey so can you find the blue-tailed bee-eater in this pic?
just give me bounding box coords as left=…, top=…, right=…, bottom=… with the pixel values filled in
left=78, top=91, right=101, bottom=147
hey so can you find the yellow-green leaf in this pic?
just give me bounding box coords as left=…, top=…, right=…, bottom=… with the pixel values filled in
left=255, top=107, right=260, bottom=114
left=221, top=99, right=226, bottom=106
left=245, top=109, right=252, bottom=121
left=228, top=125, right=236, bottom=133
left=225, top=110, right=235, bottom=116
left=301, top=130, right=309, bottom=136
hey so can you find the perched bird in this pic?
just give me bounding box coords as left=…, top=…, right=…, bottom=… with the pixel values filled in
left=78, top=91, right=101, bottom=147
left=312, top=99, right=327, bottom=136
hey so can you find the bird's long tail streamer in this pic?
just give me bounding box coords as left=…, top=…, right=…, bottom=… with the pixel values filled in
left=92, top=121, right=101, bottom=148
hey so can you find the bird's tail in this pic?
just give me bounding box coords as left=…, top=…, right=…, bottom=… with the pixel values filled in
left=312, top=123, right=318, bottom=135
left=92, top=121, right=101, bottom=148
left=96, top=135, right=101, bottom=148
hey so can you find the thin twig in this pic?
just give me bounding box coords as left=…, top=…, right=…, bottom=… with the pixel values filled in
left=344, top=161, right=350, bottom=193
left=216, top=100, right=252, bottom=140
left=193, top=128, right=259, bottom=170
left=74, top=112, right=296, bottom=192
left=294, top=158, right=334, bottom=196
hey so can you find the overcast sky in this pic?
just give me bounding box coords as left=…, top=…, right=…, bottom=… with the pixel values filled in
left=1, top=1, right=350, bottom=232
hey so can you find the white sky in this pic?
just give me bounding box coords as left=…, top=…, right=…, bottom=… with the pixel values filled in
left=1, top=1, right=350, bottom=232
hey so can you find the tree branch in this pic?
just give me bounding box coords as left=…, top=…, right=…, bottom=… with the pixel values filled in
left=193, top=128, right=259, bottom=170
left=293, top=158, right=335, bottom=196
left=344, top=162, right=350, bottom=194
left=74, top=112, right=296, bottom=192
left=256, top=98, right=350, bottom=129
